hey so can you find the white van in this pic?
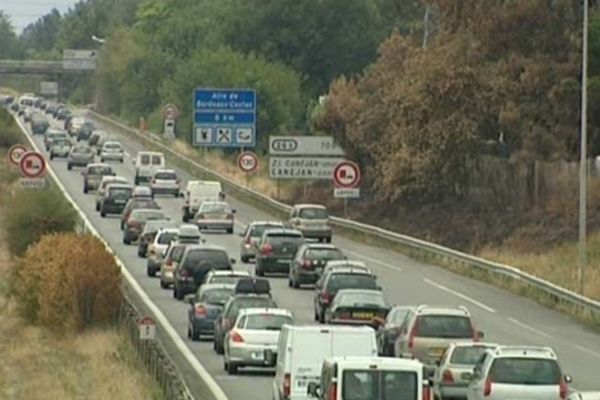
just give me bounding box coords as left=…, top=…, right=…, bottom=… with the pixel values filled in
left=270, top=325, right=378, bottom=400
left=182, top=180, right=224, bottom=222
left=134, top=151, right=166, bottom=184
left=19, top=94, right=36, bottom=107
left=308, top=357, right=427, bottom=400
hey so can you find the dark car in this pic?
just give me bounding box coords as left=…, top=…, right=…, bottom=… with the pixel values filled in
left=45, top=103, right=57, bottom=115
left=77, top=121, right=95, bottom=141
left=56, top=107, right=71, bottom=120
left=313, top=267, right=380, bottom=323
left=255, top=229, right=304, bottom=276
left=10, top=103, right=19, bottom=112
left=99, top=183, right=133, bottom=217
left=64, top=115, right=72, bottom=131
left=173, top=245, right=235, bottom=300
left=289, top=243, right=346, bottom=288
left=137, top=219, right=178, bottom=258
left=186, top=283, right=235, bottom=341
left=375, top=305, right=415, bottom=357
left=122, top=209, right=167, bottom=245
left=213, top=278, right=276, bottom=354
left=82, top=163, right=114, bottom=193
left=30, top=115, right=49, bottom=135
left=120, top=198, right=161, bottom=230
left=324, top=289, right=389, bottom=328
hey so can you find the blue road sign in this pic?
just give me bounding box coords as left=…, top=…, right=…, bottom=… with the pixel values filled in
left=192, top=88, right=256, bottom=147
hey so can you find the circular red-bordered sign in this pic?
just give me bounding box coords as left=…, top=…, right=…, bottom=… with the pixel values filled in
left=333, top=161, right=361, bottom=189
left=162, top=104, right=180, bottom=120
left=19, top=151, right=47, bottom=179
left=8, top=144, right=28, bottom=166
left=238, top=151, right=259, bottom=173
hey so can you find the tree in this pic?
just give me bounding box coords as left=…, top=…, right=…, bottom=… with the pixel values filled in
left=20, top=9, right=63, bottom=58
left=0, top=11, right=21, bottom=58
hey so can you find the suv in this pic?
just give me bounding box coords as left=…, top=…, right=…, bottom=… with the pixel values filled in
left=137, top=220, right=178, bottom=258
left=288, top=204, right=332, bottom=243
left=82, top=163, right=114, bottom=193
left=313, top=266, right=380, bottom=323
left=289, top=243, right=345, bottom=288
left=173, top=245, right=235, bottom=300
left=394, top=305, right=484, bottom=367
left=255, top=229, right=304, bottom=276
left=467, top=346, right=571, bottom=400
left=89, top=130, right=107, bottom=147
left=134, top=151, right=165, bottom=184
left=239, top=221, right=284, bottom=263
left=99, top=183, right=133, bottom=217
left=213, top=278, right=277, bottom=354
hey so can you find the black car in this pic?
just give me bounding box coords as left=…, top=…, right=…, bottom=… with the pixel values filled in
left=173, top=245, right=235, bottom=300
left=375, top=305, right=415, bottom=356
left=100, top=183, right=133, bottom=217
left=255, top=229, right=304, bottom=276
left=213, top=278, right=276, bottom=354
left=45, top=104, right=57, bottom=115
left=324, top=289, right=389, bottom=328
left=186, top=283, right=235, bottom=341
left=313, top=267, right=380, bottom=323
left=77, top=121, right=95, bottom=141
left=289, top=243, right=346, bottom=288
left=56, top=108, right=71, bottom=120
left=121, top=197, right=161, bottom=230
left=10, top=103, right=19, bottom=112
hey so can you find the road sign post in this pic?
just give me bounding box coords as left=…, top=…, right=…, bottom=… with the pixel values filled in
left=139, top=316, right=156, bottom=340
left=192, top=88, right=256, bottom=148
left=19, top=151, right=47, bottom=188
left=333, top=161, right=361, bottom=216
left=7, top=144, right=28, bottom=167
left=162, top=104, right=180, bottom=140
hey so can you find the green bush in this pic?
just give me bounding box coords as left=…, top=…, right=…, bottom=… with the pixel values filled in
left=0, top=108, right=24, bottom=149
left=3, top=185, right=78, bottom=256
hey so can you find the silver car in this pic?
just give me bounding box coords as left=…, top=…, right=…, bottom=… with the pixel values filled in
left=239, top=221, right=284, bottom=263
left=287, top=204, right=332, bottom=243
left=100, top=141, right=124, bottom=163
left=67, top=144, right=95, bottom=170
left=432, top=342, right=498, bottom=400
left=44, top=129, right=69, bottom=151
left=150, top=169, right=180, bottom=197
left=49, top=138, right=72, bottom=159
left=195, top=201, right=236, bottom=233
left=223, top=308, right=294, bottom=375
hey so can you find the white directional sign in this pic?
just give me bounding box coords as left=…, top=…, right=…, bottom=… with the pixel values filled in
left=139, top=316, right=156, bottom=340
left=63, top=49, right=98, bottom=70
left=269, top=136, right=345, bottom=156
left=40, top=81, right=58, bottom=96
left=333, top=161, right=361, bottom=188
left=334, top=188, right=360, bottom=198
left=269, top=157, right=344, bottom=179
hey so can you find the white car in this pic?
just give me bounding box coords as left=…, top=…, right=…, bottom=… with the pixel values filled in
left=224, top=308, right=294, bottom=375
left=467, top=346, right=571, bottom=400
left=146, top=228, right=179, bottom=273
left=49, top=138, right=72, bottom=159
left=568, top=392, right=600, bottom=400
left=100, top=141, right=124, bottom=162
left=150, top=169, right=180, bottom=197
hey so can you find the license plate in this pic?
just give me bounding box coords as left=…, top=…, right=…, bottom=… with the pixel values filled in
left=353, top=312, right=374, bottom=319
left=277, top=259, right=290, bottom=264
left=251, top=351, right=264, bottom=360
left=115, top=199, right=126, bottom=204
left=429, top=347, right=445, bottom=357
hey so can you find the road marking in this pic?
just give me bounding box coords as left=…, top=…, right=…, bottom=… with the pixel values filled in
left=424, top=278, right=497, bottom=313
left=506, top=317, right=553, bottom=339
left=572, top=344, right=600, bottom=359
left=343, top=250, right=402, bottom=272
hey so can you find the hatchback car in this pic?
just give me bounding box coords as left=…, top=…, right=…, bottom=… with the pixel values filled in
left=186, top=283, right=235, bottom=341
left=146, top=227, right=178, bottom=267
left=44, top=129, right=69, bottom=150
left=120, top=197, right=161, bottom=230
left=324, top=289, right=388, bottom=328
left=467, top=346, right=571, bottom=400
left=77, top=121, right=95, bottom=141
left=394, top=305, right=484, bottom=367
left=433, top=342, right=499, bottom=400
left=255, top=229, right=304, bottom=276
left=224, top=308, right=294, bottom=375
left=68, top=116, right=85, bottom=137
left=194, top=201, right=236, bottom=233
left=289, top=243, right=345, bottom=288
left=99, top=183, right=133, bottom=217
left=150, top=169, right=180, bottom=197
left=49, top=138, right=72, bottom=159
left=31, top=115, right=50, bottom=135
left=100, top=141, right=124, bottom=163
left=67, top=144, right=95, bottom=170
left=288, top=204, right=332, bottom=243
left=137, top=220, right=178, bottom=258
left=157, top=240, right=198, bottom=285
left=122, top=209, right=167, bottom=244
left=95, top=176, right=128, bottom=209
left=239, top=221, right=285, bottom=263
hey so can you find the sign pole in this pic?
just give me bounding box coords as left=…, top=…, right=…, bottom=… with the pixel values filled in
left=344, top=198, right=348, bottom=218
left=277, top=179, right=281, bottom=200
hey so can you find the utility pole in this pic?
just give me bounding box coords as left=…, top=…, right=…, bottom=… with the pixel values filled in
left=578, top=0, right=589, bottom=295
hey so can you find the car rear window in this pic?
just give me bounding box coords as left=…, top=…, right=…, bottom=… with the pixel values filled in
left=89, top=166, right=111, bottom=175
left=109, top=187, right=132, bottom=198
left=337, top=292, right=386, bottom=307
left=298, top=208, right=328, bottom=219
left=210, top=275, right=248, bottom=285
left=155, top=171, right=177, bottom=180
left=342, top=370, right=418, bottom=400
left=267, top=234, right=303, bottom=243
left=104, top=143, right=121, bottom=150
left=183, top=249, right=230, bottom=269
left=201, top=288, right=233, bottom=305
left=328, top=274, right=378, bottom=291
left=141, top=154, right=150, bottom=164
left=73, top=145, right=92, bottom=153
left=132, top=210, right=165, bottom=221
left=489, top=358, right=561, bottom=385
left=414, top=315, right=473, bottom=339
left=450, top=346, right=492, bottom=365
left=152, top=155, right=163, bottom=165
left=250, top=224, right=282, bottom=238
left=305, top=248, right=344, bottom=260
left=200, top=203, right=229, bottom=213
left=157, top=232, right=178, bottom=245
left=243, top=314, right=293, bottom=330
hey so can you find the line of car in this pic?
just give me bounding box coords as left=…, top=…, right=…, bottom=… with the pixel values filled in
left=9, top=97, right=599, bottom=400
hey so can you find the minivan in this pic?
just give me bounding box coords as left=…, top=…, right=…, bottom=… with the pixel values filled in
left=134, top=151, right=165, bottom=184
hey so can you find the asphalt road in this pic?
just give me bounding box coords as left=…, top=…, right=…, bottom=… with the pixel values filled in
left=19, top=110, right=600, bottom=398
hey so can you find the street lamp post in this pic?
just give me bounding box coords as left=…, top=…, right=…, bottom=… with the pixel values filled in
left=579, top=0, right=589, bottom=295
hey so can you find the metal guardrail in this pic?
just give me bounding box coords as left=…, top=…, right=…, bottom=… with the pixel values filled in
left=86, top=110, right=600, bottom=322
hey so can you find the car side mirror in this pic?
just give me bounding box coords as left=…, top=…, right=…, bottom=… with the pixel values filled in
left=232, top=209, right=236, bottom=214
left=230, top=258, right=236, bottom=265
left=477, top=331, right=485, bottom=339
left=307, top=382, right=320, bottom=398
left=264, top=349, right=277, bottom=367
left=564, top=375, right=573, bottom=384
left=184, top=294, right=195, bottom=305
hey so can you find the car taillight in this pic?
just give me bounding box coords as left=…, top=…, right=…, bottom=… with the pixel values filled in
left=422, top=383, right=431, bottom=400
left=321, top=291, right=331, bottom=304
left=231, top=330, right=244, bottom=343
left=559, top=377, right=568, bottom=399
left=302, top=260, right=312, bottom=269
left=195, top=305, right=207, bottom=316
left=326, top=382, right=336, bottom=400
left=261, top=243, right=273, bottom=256
left=196, top=213, right=205, bottom=219
left=244, top=237, right=251, bottom=245
left=283, top=373, right=291, bottom=399
left=484, top=377, right=492, bottom=397
left=442, top=370, right=454, bottom=383
left=408, top=319, right=418, bottom=349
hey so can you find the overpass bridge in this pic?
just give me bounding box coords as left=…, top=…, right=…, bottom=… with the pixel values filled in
left=0, top=60, right=92, bottom=75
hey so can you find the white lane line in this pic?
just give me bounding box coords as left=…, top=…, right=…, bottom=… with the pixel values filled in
left=572, top=344, right=600, bottom=359
left=344, top=250, right=402, bottom=272
left=424, top=278, right=497, bottom=313
left=506, top=317, right=553, bottom=339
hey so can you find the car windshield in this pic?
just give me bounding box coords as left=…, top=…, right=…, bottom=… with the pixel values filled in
left=305, top=248, right=344, bottom=260
left=157, top=232, right=178, bottom=245
left=210, top=275, right=248, bottom=284
left=200, top=203, right=229, bottom=213
left=243, top=314, right=293, bottom=330
left=450, top=346, right=493, bottom=365
left=200, top=288, right=233, bottom=305
left=298, top=208, right=328, bottom=219
left=337, top=292, right=385, bottom=307
left=328, top=274, right=378, bottom=291
left=414, top=315, right=473, bottom=339
left=342, top=370, right=418, bottom=400
left=489, top=358, right=561, bottom=385
left=183, top=249, right=230, bottom=269
left=109, top=187, right=132, bottom=198
left=132, top=210, right=165, bottom=221
left=155, top=171, right=177, bottom=180
left=250, top=224, right=283, bottom=238
left=54, top=139, right=70, bottom=146
left=89, top=166, right=112, bottom=175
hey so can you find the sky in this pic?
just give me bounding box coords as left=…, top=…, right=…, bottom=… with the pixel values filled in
left=0, top=0, right=77, bottom=33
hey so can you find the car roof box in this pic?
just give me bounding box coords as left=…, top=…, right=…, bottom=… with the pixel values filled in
left=234, top=278, right=271, bottom=295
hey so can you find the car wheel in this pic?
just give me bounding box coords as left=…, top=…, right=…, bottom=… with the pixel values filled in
left=216, top=339, right=224, bottom=355
left=191, top=326, right=200, bottom=342
left=326, top=237, right=332, bottom=243
left=226, top=361, right=238, bottom=375
left=172, top=286, right=177, bottom=299
left=67, top=164, right=72, bottom=170
left=147, top=266, right=156, bottom=277
left=173, top=191, right=179, bottom=198
left=134, top=176, right=139, bottom=185
left=160, top=279, right=167, bottom=289
left=100, top=210, right=106, bottom=218
left=255, top=265, right=264, bottom=277
left=100, top=158, right=104, bottom=163
left=318, top=311, right=325, bottom=324
left=120, top=158, right=123, bottom=163
left=50, top=153, right=54, bottom=160
left=138, top=250, right=146, bottom=258
left=175, top=287, right=184, bottom=301
left=83, top=185, right=88, bottom=194
left=187, top=326, right=191, bottom=339
left=288, top=277, right=292, bottom=287
left=314, top=309, right=319, bottom=321
left=292, top=276, right=300, bottom=289
left=227, top=228, right=233, bottom=234
left=95, top=203, right=100, bottom=211
left=123, top=236, right=131, bottom=245
left=182, top=214, right=189, bottom=223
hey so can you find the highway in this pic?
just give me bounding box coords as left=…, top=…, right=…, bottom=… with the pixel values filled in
left=18, top=110, right=600, bottom=398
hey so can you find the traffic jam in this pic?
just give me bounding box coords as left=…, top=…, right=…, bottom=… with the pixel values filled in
left=5, top=94, right=595, bottom=400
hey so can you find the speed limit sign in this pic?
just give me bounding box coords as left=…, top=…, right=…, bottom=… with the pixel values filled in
left=238, top=151, right=259, bottom=173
